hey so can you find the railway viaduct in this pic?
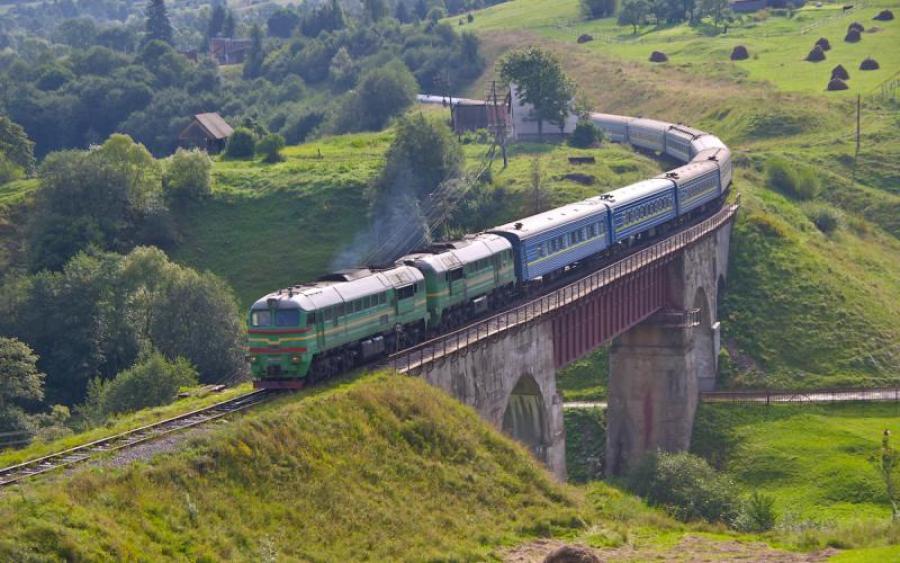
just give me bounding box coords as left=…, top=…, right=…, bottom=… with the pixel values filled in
left=389, top=206, right=737, bottom=479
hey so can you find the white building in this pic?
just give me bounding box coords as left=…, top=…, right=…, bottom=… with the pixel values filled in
left=509, top=82, right=578, bottom=141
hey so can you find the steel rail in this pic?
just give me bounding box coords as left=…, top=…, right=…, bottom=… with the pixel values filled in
left=0, top=389, right=272, bottom=488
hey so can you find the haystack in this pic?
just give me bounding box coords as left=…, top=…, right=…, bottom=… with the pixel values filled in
left=815, top=37, right=831, bottom=50
left=827, top=78, right=849, bottom=91
left=848, top=21, right=865, bottom=33
left=805, top=45, right=826, bottom=62
left=873, top=9, right=894, bottom=21
left=859, top=57, right=879, bottom=70
left=831, top=64, right=850, bottom=80
left=544, top=545, right=601, bottom=563
left=577, top=33, right=594, bottom=43
left=844, top=28, right=862, bottom=42
left=649, top=51, right=668, bottom=62
left=730, top=45, right=749, bottom=60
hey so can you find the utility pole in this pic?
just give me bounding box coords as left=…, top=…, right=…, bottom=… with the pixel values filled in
left=488, top=79, right=508, bottom=168
left=852, top=94, right=861, bottom=183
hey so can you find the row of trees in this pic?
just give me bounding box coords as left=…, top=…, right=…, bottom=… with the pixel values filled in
left=581, top=0, right=732, bottom=30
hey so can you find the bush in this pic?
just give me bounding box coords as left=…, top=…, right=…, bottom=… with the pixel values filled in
left=734, top=491, right=777, bottom=532
left=225, top=128, right=256, bottom=159
left=256, top=133, right=286, bottom=163
left=626, top=451, right=741, bottom=523
left=581, top=0, right=616, bottom=19
left=336, top=61, right=418, bottom=133
left=164, top=148, right=212, bottom=202
left=94, top=352, right=198, bottom=416
left=803, top=202, right=844, bottom=235
left=569, top=120, right=601, bottom=148
left=766, top=157, right=820, bottom=200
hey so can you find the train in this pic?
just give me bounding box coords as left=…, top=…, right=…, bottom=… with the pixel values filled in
left=247, top=112, right=732, bottom=388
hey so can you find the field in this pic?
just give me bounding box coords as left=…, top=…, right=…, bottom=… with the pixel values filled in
left=465, top=0, right=900, bottom=96
left=693, top=402, right=900, bottom=551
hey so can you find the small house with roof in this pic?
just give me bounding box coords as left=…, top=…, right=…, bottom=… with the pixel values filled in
left=178, top=113, right=234, bottom=153
left=209, top=37, right=253, bottom=65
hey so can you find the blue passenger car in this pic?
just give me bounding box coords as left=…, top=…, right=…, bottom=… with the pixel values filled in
left=661, top=160, right=721, bottom=215
left=489, top=199, right=611, bottom=282
left=591, top=178, right=677, bottom=243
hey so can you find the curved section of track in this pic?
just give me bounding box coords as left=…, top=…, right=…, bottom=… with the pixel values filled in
left=0, top=390, right=272, bottom=488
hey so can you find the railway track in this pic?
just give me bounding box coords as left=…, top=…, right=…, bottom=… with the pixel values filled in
left=0, top=389, right=273, bottom=489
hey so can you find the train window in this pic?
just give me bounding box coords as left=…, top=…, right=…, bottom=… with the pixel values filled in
left=379, top=293, right=386, bottom=305
left=305, top=312, right=317, bottom=326
left=355, top=300, right=363, bottom=312
left=250, top=310, right=271, bottom=327
left=449, top=268, right=464, bottom=282
left=569, top=232, right=577, bottom=245
left=397, top=285, right=415, bottom=299
left=275, top=309, right=300, bottom=327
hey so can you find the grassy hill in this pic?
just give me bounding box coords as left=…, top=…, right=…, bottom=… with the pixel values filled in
left=693, top=402, right=900, bottom=552
left=457, top=0, right=900, bottom=389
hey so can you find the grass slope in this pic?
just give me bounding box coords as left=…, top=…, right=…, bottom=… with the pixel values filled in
left=692, top=402, right=900, bottom=552
left=461, top=0, right=899, bottom=388
left=0, top=373, right=695, bottom=561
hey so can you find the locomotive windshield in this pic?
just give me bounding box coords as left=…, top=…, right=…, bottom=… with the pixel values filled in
left=250, top=309, right=300, bottom=327
left=250, top=310, right=272, bottom=327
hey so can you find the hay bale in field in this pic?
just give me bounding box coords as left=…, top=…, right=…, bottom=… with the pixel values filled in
left=831, top=64, right=850, bottom=80
left=848, top=21, right=865, bottom=33
left=805, top=45, right=826, bottom=62
left=815, top=37, right=831, bottom=50
left=844, top=28, right=862, bottom=42
left=873, top=9, right=894, bottom=20
left=859, top=57, right=879, bottom=70
left=577, top=33, right=594, bottom=43
left=649, top=50, right=668, bottom=62
left=827, top=78, right=849, bottom=91
left=730, top=45, right=749, bottom=60
left=544, top=545, right=601, bottom=563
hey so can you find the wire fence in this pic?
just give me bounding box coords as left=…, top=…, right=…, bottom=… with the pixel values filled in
left=701, top=387, right=900, bottom=404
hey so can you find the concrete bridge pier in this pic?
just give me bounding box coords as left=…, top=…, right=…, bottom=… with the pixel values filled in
left=605, top=316, right=700, bottom=476
left=420, top=320, right=567, bottom=480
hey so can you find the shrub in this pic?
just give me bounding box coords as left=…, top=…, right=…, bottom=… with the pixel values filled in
left=225, top=128, right=256, bottom=159
left=734, top=491, right=777, bottom=532
left=164, top=148, right=212, bottom=202
left=803, top=202, right=844, bottom=235
left=256, top=133, right=286, bottom=163
left=626, top=451, right=741, bottom=523
left=766, top=157, right=820, bottom=200
left=96, top=352, right=198, bottom=416
left=581, top=0, right=617, bottom=19
left=569, top=120, right=601, bottom=148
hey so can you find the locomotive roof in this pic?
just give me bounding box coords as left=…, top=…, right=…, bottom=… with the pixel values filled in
left=587, top=178, right=675, bottom=208
left=489, top=199, right=609, bottom=241
left=689, top=135, right=727, bottom=153
left=628, top=117, right=671, bottom=132
left=250, top=265, right=424, bottom=312
left=397, top=233, right=511, bottom=274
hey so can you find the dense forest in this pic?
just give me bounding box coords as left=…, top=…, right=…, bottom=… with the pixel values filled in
left=0, top=0, right=495, bottom=444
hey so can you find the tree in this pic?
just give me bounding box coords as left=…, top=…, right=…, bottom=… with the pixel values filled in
left=699, top=0, right=731, bottom=30
left=329, top=46, right=356, bottom=88
left=395, top=2, right=411, bottom=23
left=619, top=0, right=649, bottom=32
left=581, top=0, right=617, bottom=18
left=243, top=24, right=265, bottom=79
left=257, top=133, right=286, bottom=163
left=569, top=119, right=601, bottom=148
left=91, top=352, right=197, bottom=416
left=338, top=61, right=418, bottom=132
left=0, top=337, right=45, bottom=436
left=0, top=116, right=36, bottom=174
left=207, top=3, right=227, bottom=45
left=500, top=47, right=576, bottom=140
left=364, top=0, right=389, bottom=22
left=225, top=128, right=256, bottom=159
left=164, top=148, right=212, bottom=202
left=144, top=0, right=174, bottom=46
left=415, top=0, right=429, bottom=20
left=267, top=8, right=300, bottom=38
left=223, top=10, right=236, bottom=38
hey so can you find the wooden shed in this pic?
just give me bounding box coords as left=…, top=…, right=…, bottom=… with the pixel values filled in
left=178, top=113, right=234, bottom=153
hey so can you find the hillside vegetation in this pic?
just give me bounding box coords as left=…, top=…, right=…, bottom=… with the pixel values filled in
left=0, top=373, right=680, bottom=560
left=460, top=0, right=899, bottom=389
left=693, top=402, right=900, bottom=551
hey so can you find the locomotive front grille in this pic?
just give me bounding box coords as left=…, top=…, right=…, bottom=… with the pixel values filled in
left=266, top=365, right=283, bottom=376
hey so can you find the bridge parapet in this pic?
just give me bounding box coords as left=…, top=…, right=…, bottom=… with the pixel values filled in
left=388, top=204, right=739, bottom=376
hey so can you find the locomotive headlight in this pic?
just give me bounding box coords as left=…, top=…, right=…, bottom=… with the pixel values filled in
left=291, top=355, right=301, bottom=364
left=247, top=355, right=257, bottom=363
